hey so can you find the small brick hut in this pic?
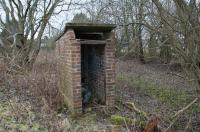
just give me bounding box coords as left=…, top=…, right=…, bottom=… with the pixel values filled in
left=56, top=23, right=116, bottom=115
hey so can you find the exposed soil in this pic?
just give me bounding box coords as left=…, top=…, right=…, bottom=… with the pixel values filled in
left=0, top=53, right=199, bottom=131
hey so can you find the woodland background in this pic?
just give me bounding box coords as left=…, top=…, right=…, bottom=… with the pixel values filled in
left=0, top=0, right=200, bottom=131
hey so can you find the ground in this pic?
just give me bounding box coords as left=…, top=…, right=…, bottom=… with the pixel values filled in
left=0, top=52, right=199, bottom=131
left=116, top=60, right=200, bottom=131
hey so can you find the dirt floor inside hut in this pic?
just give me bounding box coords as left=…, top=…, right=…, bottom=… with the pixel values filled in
left=0, top=51, right=199, bottom=131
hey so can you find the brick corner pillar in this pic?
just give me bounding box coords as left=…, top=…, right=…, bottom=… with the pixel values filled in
left=56, top=29, right=82, bottom=115
left=105, top=32, right=116, bottom=106
left=70, top=33, right=82, bottom=115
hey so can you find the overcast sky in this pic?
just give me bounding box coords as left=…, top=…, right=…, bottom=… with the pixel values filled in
left=0, top=0, right=89, bottom=34
left=49, top=0, right=89, bottom=31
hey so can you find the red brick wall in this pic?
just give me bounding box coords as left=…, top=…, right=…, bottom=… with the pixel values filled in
left=56, top=29, right=82, bottom=114
left=56, top=29, right=115, bottom=115
left=105, top=33, right=116, bottom=106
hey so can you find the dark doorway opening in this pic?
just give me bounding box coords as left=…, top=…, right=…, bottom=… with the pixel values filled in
left=81, top=44, right=106, bottom=107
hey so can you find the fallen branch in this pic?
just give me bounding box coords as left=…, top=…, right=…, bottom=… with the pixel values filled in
left=117, top=100, right=164, bottom=131
left=168, top=72, right=185, bottom=79
left=172, top=98, right=198, bottom=118
left=165, top=98, right=198, bottom=132
left=125, top=102, right=148, bottom=119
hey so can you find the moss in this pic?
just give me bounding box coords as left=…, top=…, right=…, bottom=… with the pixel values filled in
left=110, top=115, right=133, bottom=125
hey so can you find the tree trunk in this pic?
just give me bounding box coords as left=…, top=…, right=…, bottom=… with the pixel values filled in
left=138, top=1, right=145, bottom=63
left=138, top=23, right=145, bottom=63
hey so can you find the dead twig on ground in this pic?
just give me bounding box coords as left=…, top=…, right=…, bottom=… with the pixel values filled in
left=8, top=100, right=19, bottom=116
left=172, top=98, right=198, bottom=118
left=123, top=101, right=165, bottom=132
left=125, top=102, right=148, bottom=119
left=123, top=117, right=130, bottom=132
left=165, top=98, right=198, bottom=132
left=184, top=115, right=192, bottom=132
left=21, top=103, right=33, bottom=126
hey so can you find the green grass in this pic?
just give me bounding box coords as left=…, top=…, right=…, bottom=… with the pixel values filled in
left=110, top=115, right=134, bottom=125
left=117, top=74, right=199, bottom=112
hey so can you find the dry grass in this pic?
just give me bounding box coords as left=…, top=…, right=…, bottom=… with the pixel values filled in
left=0, top=51, right=70, bottom=131
left=0, top=52, right=199, bottom=131
left=116, top=60, right=200, bottom=131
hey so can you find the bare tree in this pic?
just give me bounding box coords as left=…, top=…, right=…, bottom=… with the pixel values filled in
left=152, top=0, right=200, bottom=93
left=0, top=0, right=73, bottom=68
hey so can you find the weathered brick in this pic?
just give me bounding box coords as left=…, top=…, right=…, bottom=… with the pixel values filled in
left=56, top=27, right=116, bottom=115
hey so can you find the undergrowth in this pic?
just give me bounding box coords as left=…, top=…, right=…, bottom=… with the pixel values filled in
left=0, top=100, right=48, bottom=132
left=117, top=74, right=200, bottom=113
